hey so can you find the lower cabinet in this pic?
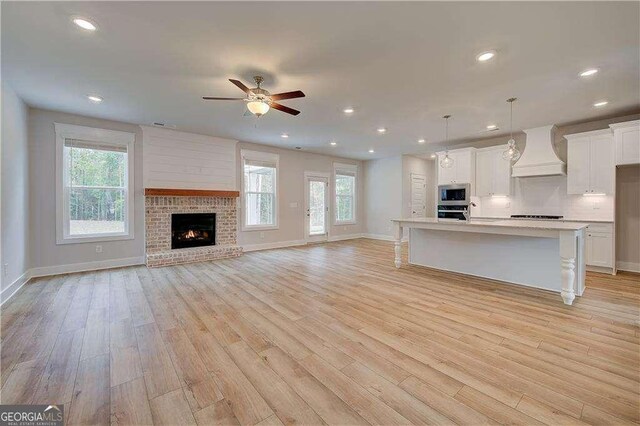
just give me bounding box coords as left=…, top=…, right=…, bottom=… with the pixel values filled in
left=585, top=223, right=614, bottom=269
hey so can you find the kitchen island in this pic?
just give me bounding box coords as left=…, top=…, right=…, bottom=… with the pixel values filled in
left=392, top=218, right=587, bottom=305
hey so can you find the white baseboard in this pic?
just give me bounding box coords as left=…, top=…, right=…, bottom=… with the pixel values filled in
left=361, top=233, right=408, bottom=242
left=242, top=240, right=306, bottom=252
left=1, top=270, right=32, bottom=307
left=616, top=261, right=640, bottom=273
left=328, top=233, right=363, bottom=242
left=29, top=256, right=146, bottom=279
left=1, top=256, right=146, bottom=306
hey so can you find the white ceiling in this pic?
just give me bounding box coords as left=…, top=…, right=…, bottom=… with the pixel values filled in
left=2, top=2, right=639, bottom=159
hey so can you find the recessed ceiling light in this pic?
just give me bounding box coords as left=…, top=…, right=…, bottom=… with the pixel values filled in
left=281, top=133, right=289, bottom=138
left=330, top=141, right=337, bottom=146
left=580, top=68, right=598, bottom=77
left=343, top=107, right=354, bottom=114
left=593, top=101, right=608, bottom=107
left=430, top=154, right=436, bottom=159
left=418, top=139, right=426, bottom=144
left=87, top=95, right=103, bottom=103
left=486, top=124, right=498, bottom=130
left=377, top=127, right=387, bottom=134
left=73, top=17, right=97, bottom=31
left=368, top=149, right=375, bottom=153
left=476, top=50, right=496, bottom=62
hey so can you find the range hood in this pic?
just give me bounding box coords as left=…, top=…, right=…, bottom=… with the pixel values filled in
left=511, top=125, right=566, bottom=178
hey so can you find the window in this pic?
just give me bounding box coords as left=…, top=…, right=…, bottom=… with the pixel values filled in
left=334, top=163, right=357, bottom=224
left=55, top=123, right=135, bottom=244
left=242, top=150, right=279, bottom=230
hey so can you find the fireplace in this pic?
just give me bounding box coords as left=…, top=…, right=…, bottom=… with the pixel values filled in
left=171, top=213, right=216, bottom=249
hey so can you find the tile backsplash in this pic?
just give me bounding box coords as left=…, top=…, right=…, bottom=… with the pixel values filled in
left=473, top=175, right=614, bottom=221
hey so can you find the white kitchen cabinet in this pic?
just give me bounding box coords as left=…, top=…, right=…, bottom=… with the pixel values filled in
left=565, top=129, right=614, bottom=195
left=437, top=148, right=476, bottom=187
left=585, top=223, right=614, bottom=269
left=610, top=120, right=640, bottom=165
left=476, top=147, right=512, bottom=197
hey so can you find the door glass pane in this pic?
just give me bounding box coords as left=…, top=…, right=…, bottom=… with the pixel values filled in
left=309, top=180, right=326, bottom=235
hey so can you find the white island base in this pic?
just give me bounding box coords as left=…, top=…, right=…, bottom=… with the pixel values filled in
left=392, top=219, right=587, bottom=305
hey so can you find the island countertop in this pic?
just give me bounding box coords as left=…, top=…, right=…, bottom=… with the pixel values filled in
left=392, top=217, right=588, bottom=231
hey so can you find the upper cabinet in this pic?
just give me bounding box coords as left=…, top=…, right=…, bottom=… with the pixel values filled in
left=475, top=146, right=512, bottom=197
left=610, top=120, right=640, bottom=166
left=437, top=148, right=476, bottom=187
left=565, top=129, right=614, bottom=195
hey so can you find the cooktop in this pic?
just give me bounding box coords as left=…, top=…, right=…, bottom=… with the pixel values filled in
left=510, top=215, right=563, bottom=220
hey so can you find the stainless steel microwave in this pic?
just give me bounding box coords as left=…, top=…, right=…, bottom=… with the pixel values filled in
left=438, top=183, right=470, bottom=205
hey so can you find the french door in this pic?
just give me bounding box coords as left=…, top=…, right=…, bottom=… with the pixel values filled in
left=305, top=174, right=329, bottom=243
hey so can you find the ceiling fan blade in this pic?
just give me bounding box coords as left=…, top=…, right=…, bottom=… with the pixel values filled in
left=270, top=90, right=305, bottom=101
left=270, top=102, right=300, bottom=116
left=229, top=79, right=253, bottom=94
left=202, top=97, right=245, bottom=100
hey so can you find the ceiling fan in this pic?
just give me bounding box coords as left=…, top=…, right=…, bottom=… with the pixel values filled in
left=203, top=76, right=305, bottom=117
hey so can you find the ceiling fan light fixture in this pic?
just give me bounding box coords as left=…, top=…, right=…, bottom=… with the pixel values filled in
left=247, top=101, right=270, bottom=116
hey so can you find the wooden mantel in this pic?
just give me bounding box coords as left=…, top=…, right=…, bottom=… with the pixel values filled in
left=144, top=188, right=240, bottom=197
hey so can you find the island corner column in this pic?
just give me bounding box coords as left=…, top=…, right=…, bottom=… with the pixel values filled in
left=559, top=229, right=578, bottom=305
left=393, top=221, right=403, bottom=268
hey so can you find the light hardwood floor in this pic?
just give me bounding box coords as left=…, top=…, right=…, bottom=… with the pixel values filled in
left=1, top=239, right=639, bottom=425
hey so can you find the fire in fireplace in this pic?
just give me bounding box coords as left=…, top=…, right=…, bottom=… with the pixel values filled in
left=171, top=213, right=216, bottom=249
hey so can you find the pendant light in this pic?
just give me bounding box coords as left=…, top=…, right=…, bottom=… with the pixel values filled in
left=440, top=115, right=454, bottom=169
left=502, top=98, right=521, bottom=161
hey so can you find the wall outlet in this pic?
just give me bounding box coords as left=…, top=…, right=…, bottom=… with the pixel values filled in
left=260, top=232, right=265, bottom=239
left=95, top=245, right=103, bottom=253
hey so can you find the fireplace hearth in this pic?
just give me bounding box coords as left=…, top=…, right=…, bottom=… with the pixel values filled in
left=171, top=213, right=216, bottom=249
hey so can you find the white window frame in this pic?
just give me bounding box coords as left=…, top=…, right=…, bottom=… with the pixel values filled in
left=55, top=123, right=135, bottom=245
left=334, top=162, right=358, bottom=225
left=241, top=149, right=279, bottom=231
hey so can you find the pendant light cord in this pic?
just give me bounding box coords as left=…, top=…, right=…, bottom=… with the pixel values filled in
left=507, top=98, right=517, bottom=142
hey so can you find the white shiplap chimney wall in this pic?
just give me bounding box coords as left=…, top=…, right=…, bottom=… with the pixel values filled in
left=141, top=126, right=237, bottom=190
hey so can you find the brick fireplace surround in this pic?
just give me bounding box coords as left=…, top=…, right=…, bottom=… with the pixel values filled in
left=144, top=189, right=243, bottom=267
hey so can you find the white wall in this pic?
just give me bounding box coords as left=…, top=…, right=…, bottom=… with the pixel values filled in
left=1, top=82, right=29, bottom=297
left=142, top=126, right=237, bottom=190
left=29, top=108, right=145, bottom=271
left=237, top=142, right=364, bottom=248
left=364, top=156, right=402, bottom=238
left=402, top=155, right=436, bottom=218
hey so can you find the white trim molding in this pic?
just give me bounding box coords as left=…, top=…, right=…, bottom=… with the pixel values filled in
left=242, top=239, right=306, bottom=252
left=30, top=256, right=145, bottom=278
left=333, top=162, right=358, bottom=226
left=241, top=149, right=280, bottom=232
left=0, top=270, right=32, bottom=307
left=55, top=123, right=136, bottom=245
left=616, top=261, right=640, bottom=273
left=328, top=233, right=364, bottom=242
left=0, top=256, right=145, bottom=306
